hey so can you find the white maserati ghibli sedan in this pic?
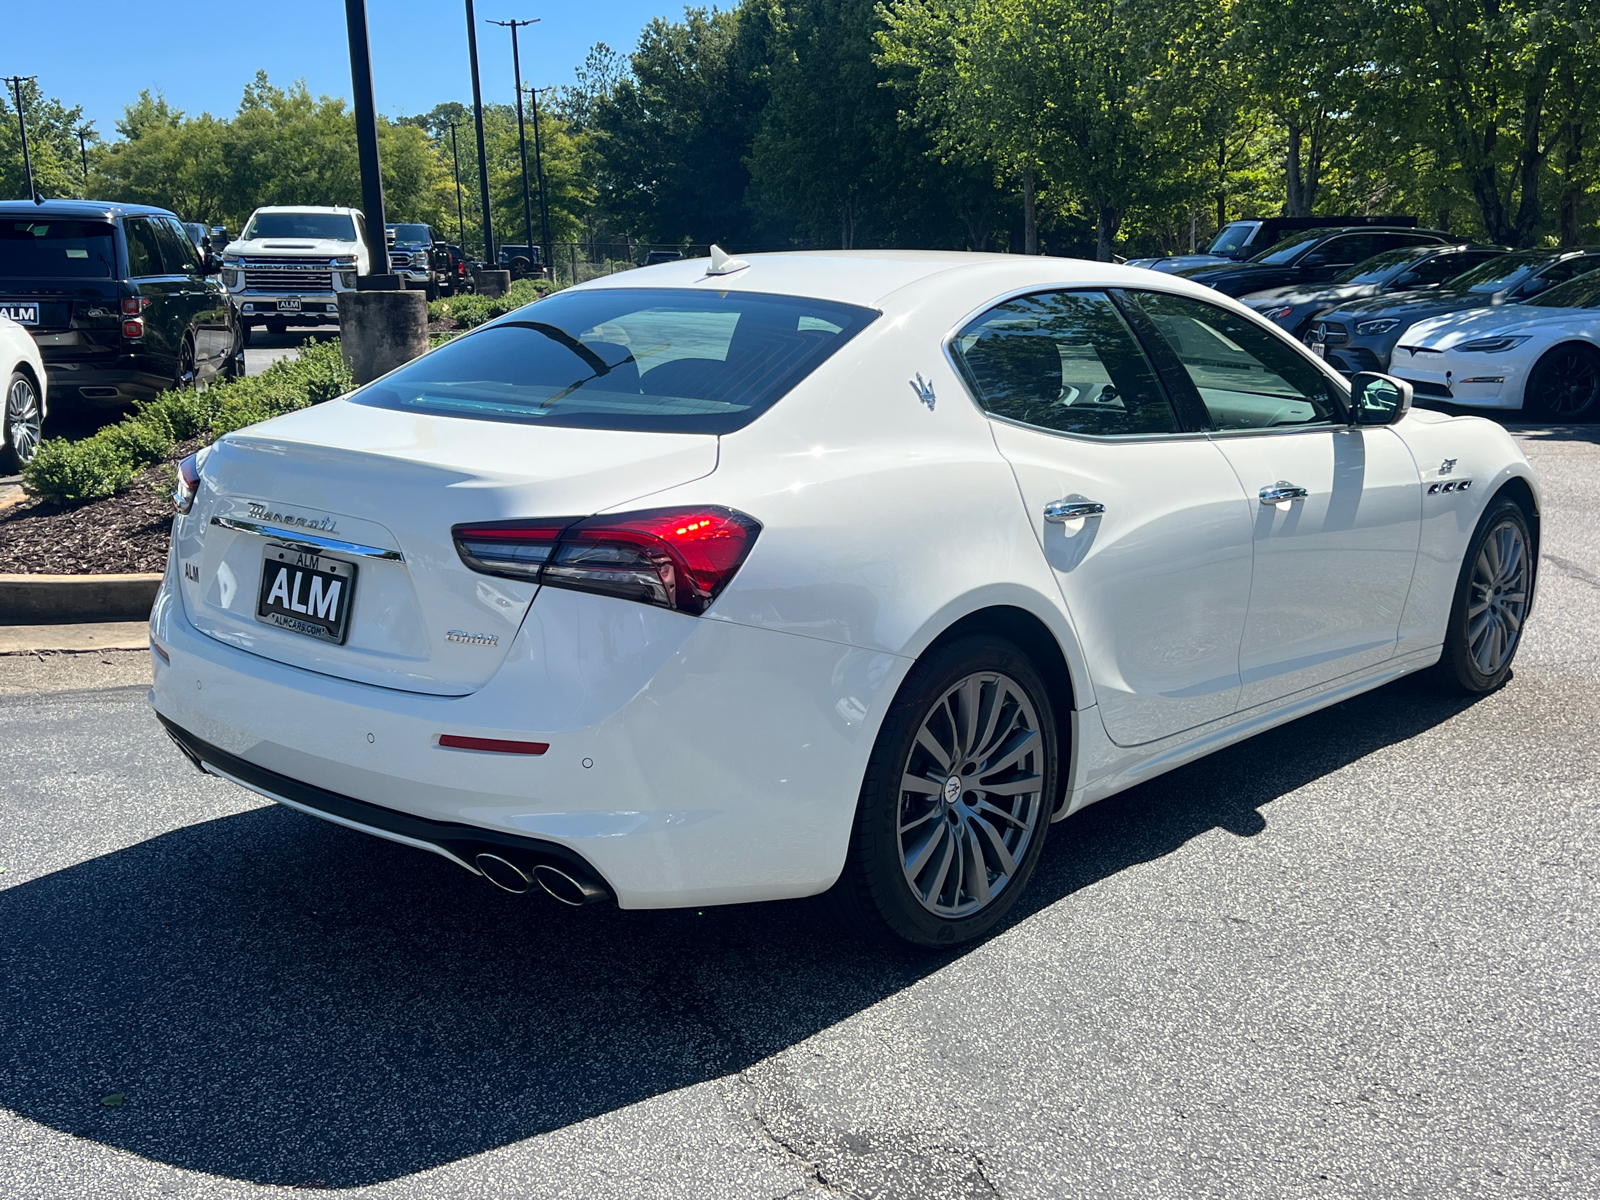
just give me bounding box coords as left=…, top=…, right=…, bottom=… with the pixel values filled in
left=0, top=312, right=47, bottom=469
left=1389, top=269, right=1600, bottom=420
left=150, top=250, right=1540, bottom=946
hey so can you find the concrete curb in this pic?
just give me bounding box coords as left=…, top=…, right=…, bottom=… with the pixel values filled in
left=0, top=573, right=163, bottom=623
left=0, top=621, right=150, bottom=655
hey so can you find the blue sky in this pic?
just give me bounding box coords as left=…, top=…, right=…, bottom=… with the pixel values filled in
left=6, top=0, right=682, bottom=137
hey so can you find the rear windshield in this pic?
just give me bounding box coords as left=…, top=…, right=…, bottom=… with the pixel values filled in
left=0, top=219, right=117, bottom=279
left=243, top=212, right=357, bottom=241
left=388, top=224, right=431, bottom=246
left=1443, top=250, right=1551, bottom=294
left=1249, top=228, right=1332, bottom=265
left=350, top=287, right=878, bottom=434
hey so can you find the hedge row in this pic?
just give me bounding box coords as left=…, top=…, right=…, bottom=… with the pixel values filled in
left=22, top=339, right=353, bottom=507
left=427, top=276, right=556, bottom=330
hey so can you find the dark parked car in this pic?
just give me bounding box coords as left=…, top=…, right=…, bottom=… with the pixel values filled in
left=436, top=243, right=471, bottom=295
left=0, top=200, right=242, bottom=410
left=1128, top=214, right=1421, bottom=274
left=1171, top=226, right=1454, bottom=297
left=1243, top=243, right=1508, bottom=338
left=496, top=244, right=546, bottom=279
left=1307, top=247, right=1600, bottom=375
left=644, top=249, right=684, bottom=265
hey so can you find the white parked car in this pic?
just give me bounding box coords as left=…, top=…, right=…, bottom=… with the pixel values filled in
left=221, top=206, right=370, bottom=340
left=0, top=312, right=46, bottom=469
left=1389, top=270, right=1600, bottom=420
left=150, top=250, right=1541, bottom=946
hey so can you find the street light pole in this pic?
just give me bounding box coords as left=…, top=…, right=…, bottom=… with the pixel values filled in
left=525, top=82, right=553, bottom=282
left=342, top=0, right=391, bottom=280
left=490, top=18, right=538, bottom=277
left=463, top=0, right=494, bottom=266
left=2, top=77, right=39, bottom=203
left=446, top=121, right=467, bottom=259
left=75, top=126, right=91, bottom=190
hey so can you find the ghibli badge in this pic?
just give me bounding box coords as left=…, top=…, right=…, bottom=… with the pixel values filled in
left=445, top=630, right=499, bottom=647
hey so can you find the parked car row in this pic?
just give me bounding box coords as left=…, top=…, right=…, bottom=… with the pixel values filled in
left=1141, top=226, right=1600, bottom=420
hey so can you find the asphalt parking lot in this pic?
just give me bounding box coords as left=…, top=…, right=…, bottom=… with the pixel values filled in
left=0, top=425, right=1596, bottom=1199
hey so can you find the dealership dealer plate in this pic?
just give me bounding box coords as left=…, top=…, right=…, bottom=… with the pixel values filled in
left=256, top=542, right=356, bottom=644
left=0, top=303, right=39, bottom=325
left=276, top=298, right=302, bottom=312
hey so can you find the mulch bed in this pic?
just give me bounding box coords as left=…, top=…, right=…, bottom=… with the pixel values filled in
left=0, top=454, right=189, bottom=575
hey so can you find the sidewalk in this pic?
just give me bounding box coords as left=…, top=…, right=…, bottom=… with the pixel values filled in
left=0, top=621, right=150, bottom=655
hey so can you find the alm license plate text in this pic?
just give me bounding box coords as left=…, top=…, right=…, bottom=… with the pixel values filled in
left=0, top=304, right=39, bottom=326
left=256, top=543, right=356, bottom=644
left=276, top=298, right=302, bottom=312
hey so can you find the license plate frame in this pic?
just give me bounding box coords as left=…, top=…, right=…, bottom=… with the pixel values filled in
left=276, top=297, right=302, bottom=312
left=0, top=303, right=40, bottom=326
left=256, top=542, right=357, bottom=644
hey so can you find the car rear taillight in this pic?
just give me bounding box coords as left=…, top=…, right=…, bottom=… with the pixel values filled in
left=173, top=452, right=202, bottom=514
left=452, top=507, right=761, bottom=616
left=121, top=296, right=148, bottom=315
left=122, top=318, right=144, bottom=339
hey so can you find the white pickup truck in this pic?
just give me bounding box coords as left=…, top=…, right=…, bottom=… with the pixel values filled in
left=221, top=206, right=370, bottom=341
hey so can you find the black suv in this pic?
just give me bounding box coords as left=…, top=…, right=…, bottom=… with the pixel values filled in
left=0, top=200, right=241, bottom=410
left=1172, top=227, right=1455, bottom=297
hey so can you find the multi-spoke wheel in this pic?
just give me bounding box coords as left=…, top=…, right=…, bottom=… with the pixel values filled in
left=1525, top=344, right=1600, bottom=421
left=2, top=370, right=42, bottom=472
left=1434, top=496, right=1534, bottom=693
left=829, top=635, right=1059, bottom=946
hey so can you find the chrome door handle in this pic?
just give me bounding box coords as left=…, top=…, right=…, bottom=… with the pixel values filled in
left=1258, top=481, right=1309, bottom=504
left=1044, top=499, right=1106, bottom=522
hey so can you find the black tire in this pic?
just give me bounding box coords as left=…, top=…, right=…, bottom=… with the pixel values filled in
left=827, top=635, right=1059, bottom=947
left=2, top=369, right=44, bottom=473
left=1524, top=343, right=1600, bottom=421
left=238, top=322, right=253, bottom=348
left=175, top=335, right=196, bottom=391
left=1431, top=495, right=1534, bottom=694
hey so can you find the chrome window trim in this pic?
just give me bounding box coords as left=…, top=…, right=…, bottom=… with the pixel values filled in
left=209, top=516, right=405, bottom=562
left=941, top=281, right=1357, bottom=441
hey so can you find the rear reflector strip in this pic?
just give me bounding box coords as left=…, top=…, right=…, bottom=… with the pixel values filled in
left=438, top=734, right=549, bottom=755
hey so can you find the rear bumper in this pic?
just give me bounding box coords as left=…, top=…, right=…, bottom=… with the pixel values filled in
left=43, top=357, right=166, bottom=405
left=147, top=559, right=905, bottom=910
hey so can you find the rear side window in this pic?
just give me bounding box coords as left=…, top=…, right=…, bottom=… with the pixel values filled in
left=124, top=217, right=163, bottom=278
left=0, top=219, right=117, bottom=279
left=1128, top=291, right=1341, bottom=430
left=154, top=218, right=199, bottom=274
left=350, top=287, right=877, bottom=434
left=952, top=291, right=1180, bottom=437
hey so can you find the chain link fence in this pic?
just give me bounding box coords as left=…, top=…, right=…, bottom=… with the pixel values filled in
left=541, top=243, right=712, bottom=286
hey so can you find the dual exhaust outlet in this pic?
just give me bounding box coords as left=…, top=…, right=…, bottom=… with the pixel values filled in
left=474, top=852, right=609, bottom=906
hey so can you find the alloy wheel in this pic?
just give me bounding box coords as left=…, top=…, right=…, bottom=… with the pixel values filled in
left=897, top=671, right=1045, bottom=918
left=6, top=375, right=42, bottom=466
left=1532, top=347, right=1599, bottom=418
left=1468, top=518, right=1529, bottom=676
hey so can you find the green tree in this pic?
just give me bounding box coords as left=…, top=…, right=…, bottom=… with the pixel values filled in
left=1, top=80, right=91, bottom=201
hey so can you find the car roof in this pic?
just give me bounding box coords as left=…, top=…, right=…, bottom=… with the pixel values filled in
left=0, top=199, right=177, bottom=220
left=250, top=205, right=362, bottom=215
left=567, top=249, right=1257, bottom=309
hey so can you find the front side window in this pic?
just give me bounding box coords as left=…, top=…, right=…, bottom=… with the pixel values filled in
left=0, top=219, right=116, bottom=279
left=1127, top=291, right=1341, bottom=431
left=243, top=211, right=358, bottom=241
left=123, top=217, right=163, bottom=278
left=350, top=287, right=876, bottom=434
left=952, top=291, right=1179, bottom=437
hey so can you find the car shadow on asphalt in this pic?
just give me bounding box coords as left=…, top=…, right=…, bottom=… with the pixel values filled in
left=0, top=674, right=1481, bottom=1187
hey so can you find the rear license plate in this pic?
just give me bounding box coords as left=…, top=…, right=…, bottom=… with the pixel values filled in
left=256, top=543, right=356, bottom=644
left=1, top=303, right=39, bottom=326
left=276, top=298, right=302, bottom=312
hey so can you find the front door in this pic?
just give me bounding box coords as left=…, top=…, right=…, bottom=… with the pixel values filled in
left=951, top=289, right=1256, bottom=747
left=1123, top=289, right=1423, bottom=707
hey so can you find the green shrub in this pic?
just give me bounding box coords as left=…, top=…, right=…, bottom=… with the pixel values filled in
left=23, top=437, right=140, bottom=505
left=21, top=337, right=356, bottom=508
left=427, top=277, right=557, bottom=331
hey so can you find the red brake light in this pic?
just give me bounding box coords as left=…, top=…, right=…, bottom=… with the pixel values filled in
left=452, top=507, right=761, bottom=616
left=123, top=318, right=144, bottom=339
left=121, top=296, right=148, bottom=315
left=173, top=452, right=201, bottom=513
left=438, top=734, right=548, bottom=755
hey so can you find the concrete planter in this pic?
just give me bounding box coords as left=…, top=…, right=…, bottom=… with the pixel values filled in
left=0, top=573, right=163, bottom=624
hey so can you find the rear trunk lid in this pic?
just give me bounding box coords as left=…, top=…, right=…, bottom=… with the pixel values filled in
left=174, top=399, right=718, bottom=694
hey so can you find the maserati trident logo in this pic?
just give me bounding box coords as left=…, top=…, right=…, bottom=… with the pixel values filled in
left=909, top=372, right=937, bottom=410
left=1440, top=458, right=1457, bottom=475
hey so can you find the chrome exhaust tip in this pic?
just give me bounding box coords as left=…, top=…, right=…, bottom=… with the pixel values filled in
left=532, top=863, right=608, bottom=906
left=475, top=852, right=532, bottom=894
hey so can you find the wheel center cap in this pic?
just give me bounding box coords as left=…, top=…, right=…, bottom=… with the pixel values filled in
left=943, top=775, right=963, bottom=804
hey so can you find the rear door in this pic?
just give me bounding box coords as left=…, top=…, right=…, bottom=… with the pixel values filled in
left=124, top=215, right=184, bottom=379
left=154, top=215, right=230, bottom=373
left=953, top=288, right=1256, bottom=747
left=1125, top=289, right=1422, bottom=708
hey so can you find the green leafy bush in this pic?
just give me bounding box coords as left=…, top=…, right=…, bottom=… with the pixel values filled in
left=427, top=277, right=557, bottom=331
left=21, top=339, right=355, bottom=507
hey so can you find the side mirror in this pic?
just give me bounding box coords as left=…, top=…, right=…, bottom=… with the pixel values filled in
left=1349, top=371, right=1413, bottom=426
